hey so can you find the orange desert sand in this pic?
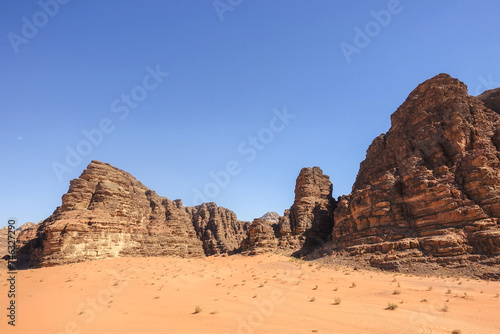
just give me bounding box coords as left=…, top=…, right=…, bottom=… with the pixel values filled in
left=1, top=255, right=499, bottom=334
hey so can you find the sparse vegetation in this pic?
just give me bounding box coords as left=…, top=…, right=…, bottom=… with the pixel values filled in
left=427, top=286, right=433, bottom=291
left=452, top=330, right=462, bottom=334
left=310, top=297, right=316, bottom=302
left=441, top=305, right=449, bottom=312
left=194, top=305, right=202, bottom=314
left=387, top=303, right=398, bottom=310
left=333, top=296, right=342, bottom=305
left=446, top=289, right=452, bottom=294
left=393, top=289, right=401, bottom=295
left=350, top=282, right=357, bottom=288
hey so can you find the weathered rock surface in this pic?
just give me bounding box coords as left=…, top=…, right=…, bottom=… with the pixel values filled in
left=189, top=202, right=249, bottom=255
left=283, top=167, right=336, bottom=243
left=258, top=212, right=281, bottom=224
left=18, top=161, right=248, bottom=267
left=241, top=219, right=278, bottom=255
left=1, top=222, right=36, bottom=261
left=0, top=227, right=12, bottom=260
left=245, top=167, right=337, bottom=255
left=332, top=74, right=500, bottom=265
left=478, top=87, right=500, bottom=114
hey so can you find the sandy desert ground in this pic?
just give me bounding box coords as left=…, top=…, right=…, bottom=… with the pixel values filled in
left=1, top=254, right=499, bottom=334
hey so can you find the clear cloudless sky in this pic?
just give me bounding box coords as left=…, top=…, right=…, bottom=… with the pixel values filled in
left=1, top=1, right=500, bottom=228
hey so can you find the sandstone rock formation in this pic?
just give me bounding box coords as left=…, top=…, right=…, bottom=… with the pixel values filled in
left=478, top=87, right=500, bottom=114
left=18, top=161, right=248, bottom=267
left=0, top=227, right=12, bottom=260
left=332, top=74, right=500, bottom=266
left=280, top=167, right=336, bottom=244
left=241, top=219, right=278, bottom=255
left=243, top=167, right=336, bottom=255
left=258, top=212, right=281, bottom=224
left=15, top=74, right=500, bottom=275
left=1, top=222, right=36, bottom=261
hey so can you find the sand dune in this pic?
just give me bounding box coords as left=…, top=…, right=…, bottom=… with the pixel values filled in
left=1, top=255, right=499, bottom=334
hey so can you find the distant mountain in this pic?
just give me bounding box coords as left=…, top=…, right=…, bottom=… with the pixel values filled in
left=258, top=212, right=280, bottom=224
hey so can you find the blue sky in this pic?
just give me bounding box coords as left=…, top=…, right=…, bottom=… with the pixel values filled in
left=1, top=1, right=500, bottom=228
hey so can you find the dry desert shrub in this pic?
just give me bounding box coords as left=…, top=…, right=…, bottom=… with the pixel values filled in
left=387, top=303, right=398, bottom=310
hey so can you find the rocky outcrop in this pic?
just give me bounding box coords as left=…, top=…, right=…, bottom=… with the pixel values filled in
left=478, top=87, right=500, bottom=114
left=258, top=212, right=280, bottom=224
left=282, top=167, right=336, bottom=244
left=189, top=202, right=249, bottom=255
left=245, top=167, right=336, bottom=255
left=241, top=219, right=278, bottom=255
left=15, top=223, right=39, bottom=267
left=0, top=227, right=12, bottom=260
left=332, top=74, right=500, bottom=263
left=18, top=161, right=248, bottom=267
left=1, top=222, right=36, bottom=261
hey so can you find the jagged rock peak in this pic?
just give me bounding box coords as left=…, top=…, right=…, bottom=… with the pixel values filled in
left=258, top=212, right=280, bottom=224
left=354, top=73, right=498, bottom=189
left=289, top=167, right=335, bottom=236
left=333, top=73, right=500, bottom=266
left=478, top=87, right=500, bottom=114
left=17, top=161, right=248, bottom=267
left=276, top=167, right=336, bottom=250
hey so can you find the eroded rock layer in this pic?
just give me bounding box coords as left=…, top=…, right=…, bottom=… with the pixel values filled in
left=283, top=167, right=336, bottom=243
left=332, top=74, right=500, bottom=261
left=18, top=161, right=248, bottom=267
left=242, top=168, right=337, bottom=255
left=241, top=219, right=278, bottom=255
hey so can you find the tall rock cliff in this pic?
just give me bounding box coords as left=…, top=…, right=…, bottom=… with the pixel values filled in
left=241, top=167, right=336, bottom=255
left=18, top=161, right=248, bottom=267
left=278, top=167, right=336, bottom=252
left=332, top=74, right=500, bottom=262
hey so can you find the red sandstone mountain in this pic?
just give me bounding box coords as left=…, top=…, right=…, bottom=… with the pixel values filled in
left=16, top=74, right=500, bottom=275
left=331, top=73, right=500, bottom=270
left=17, top=161, right=248, bottom=267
